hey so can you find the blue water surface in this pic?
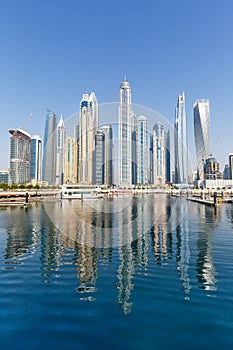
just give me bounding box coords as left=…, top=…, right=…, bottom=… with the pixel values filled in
left=0, top=195, right=233, bottom=350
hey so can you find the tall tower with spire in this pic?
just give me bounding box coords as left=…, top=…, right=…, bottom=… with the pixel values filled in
left=118, top=78, right=133, bottom=187
left=174, top=92, right=188, bottom=184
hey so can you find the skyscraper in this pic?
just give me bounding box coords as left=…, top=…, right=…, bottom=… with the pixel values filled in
left=94, top=130, right=104, bottom=185
left=165, top=130, right=171, bottom=183
left=118, top=78, right=133, bottom=187
left=136, top=115, right=148, bottom=185
left=79, top=92, right=98, bottom=184
left=229, top=153, right=233, bottom=180
left=193, top=100, right=210, bottom=180
left=152, top=122, right=166, bottom=187
left=56, top=114, right=66, bottom=185
left=42, top=109, right=57, bottom=186
left=174, top=92, right=188, bottom=184
left=101, top=124, right=113, bottom=186
left=64, top=136, right=77, bottom=184
left=9, top=128, right=31, bottom=184
left=30, top=135, right=42, bottom=182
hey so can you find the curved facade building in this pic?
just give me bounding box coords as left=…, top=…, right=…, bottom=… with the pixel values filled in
left=9, top=128, right=31, bottom=184
left=193, top=99, right=210, bottom=180
left=174, top=92, right=188, bottom=184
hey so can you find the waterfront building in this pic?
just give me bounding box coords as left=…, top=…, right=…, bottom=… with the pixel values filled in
left=79, top=92, right=98, bottom=184
left=204, top=155, right=222, bottom=180
left=199, top=179, right=233, bottom=189
left=42, top=109, right=57, bottom=186
left=165, top=130, right=171, bottom=183
left=118, top=78, right=133, bottom=187
left=74, top=124, right=80, bottom=183
left=101, top=125, right=113, bottom=186
left=229, top=153, right=233, bottom=180
left=223, top=164, right=230, bottom=180
left=94, top=131, right=105, bottom=185
left=193, top=99, right=210, bottom=180
left=30, top=135, right=42, bottom=182
left=0, top=170, right=9, bottom=185
left=64, top=136, right=78, bottom=184
left=152, top=122, right=166, bottom=187
left=56, top=114, right=66, bottom=186
left=149, top=134, right=153, bottom=184
left=174, top=92, right=188, bottom=184
left=131, top=113, right=137, bottom=185
left=136, top=115, right=148, bottom=185
left=9, top=128, right=31, bottom=184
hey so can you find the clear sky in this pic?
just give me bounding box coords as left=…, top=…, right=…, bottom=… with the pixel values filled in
left=0, top=0, right=232, bottom=171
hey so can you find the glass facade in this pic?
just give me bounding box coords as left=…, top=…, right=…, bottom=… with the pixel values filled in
left=79, top=93, right=98, bottom=184
left=42, top=109, right=57, bottom=185
left=136, top=116, right=148, bottom=185
left=193, top=100, right=210, bottom=180
left=56, top=115, right=66, bottom=185
left=152, top=123, right=166, bottom=186
left=101, top=125, right=113, bottom=186
left=94, top=131, right=104, bottom=185
left=174, top=92, right=188, bottom=184
left=118, top=79, right=133, bottom=187
left=30, top=135, right=42, bottom=181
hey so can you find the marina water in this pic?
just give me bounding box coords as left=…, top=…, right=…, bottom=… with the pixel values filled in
left=1, top=194, right=233, bottom=349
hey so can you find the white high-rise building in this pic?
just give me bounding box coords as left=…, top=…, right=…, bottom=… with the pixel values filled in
left=9, top=128, right=31, bottom=184
left=56, top=114, right=66, bottom=185
left=152, top=122, right=166, bottom=187
left=174, top=92, right=188, bottom=184
left=118, top=79, right=133, bottom=187
left=136, top=115, right=148, bottom=185
left=193, top=99, right=210, bottom=180
left=79, top=92, right=98, bottom=184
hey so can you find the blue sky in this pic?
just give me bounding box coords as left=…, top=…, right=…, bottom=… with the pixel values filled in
left=0, top=0, right=232, bottom=170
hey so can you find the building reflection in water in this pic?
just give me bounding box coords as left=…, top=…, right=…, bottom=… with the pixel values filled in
left=149, top=194, right=173, bottom=265
left=4, top=204, right=41, bottom=264
left=117, top=196, right=149, bottom=314
left=174, top=200, right=191, bottom=299
left=195, top=204, right=220, bottom=293
left=2, top=195, right=224, bottom=312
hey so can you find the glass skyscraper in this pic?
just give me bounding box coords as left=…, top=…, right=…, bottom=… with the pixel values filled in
left=193, top=99, right=210, bottom=180
left=101, top=124, right=113, bottom=186
left=165, top=130, right=171, bottom=183
left=152, top=122, right=166, bottom=186
left=79, top=92, right=98, bottom=184
left=42, top=109, right=57, bottom=186
left=118, top=78, right=133, bottom=187
left=9, top=128, right=31, bottom=184
left=30, top=135, right=42, bottom=182
left=94, top=130, right=104, bottom=185
left=56, top=114, right=66, bottom=185
left=174, top=92, right=188, bottom=184
left=136, top=115, right=148, bottom=185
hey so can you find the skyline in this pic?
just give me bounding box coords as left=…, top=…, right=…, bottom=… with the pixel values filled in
left=0, top=0, right=233, bottom=170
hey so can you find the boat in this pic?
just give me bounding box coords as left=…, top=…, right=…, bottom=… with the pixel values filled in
left=60, top=184, right=103, bottom=199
